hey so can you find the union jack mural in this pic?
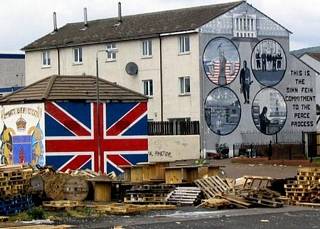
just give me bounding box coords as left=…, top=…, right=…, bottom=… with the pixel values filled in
left=45, top=101, right=148, bottom=174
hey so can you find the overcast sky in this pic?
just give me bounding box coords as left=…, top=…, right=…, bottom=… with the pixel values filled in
left=0, top=0, right=319, bottom=53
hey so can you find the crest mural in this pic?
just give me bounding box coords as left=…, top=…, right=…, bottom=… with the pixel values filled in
left=0, top=104, right=45, bottom=166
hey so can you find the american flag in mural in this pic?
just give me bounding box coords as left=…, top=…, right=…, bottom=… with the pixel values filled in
left=206, top=61, right=240, bottom=84
left=45, top=101, right=148, bottom=174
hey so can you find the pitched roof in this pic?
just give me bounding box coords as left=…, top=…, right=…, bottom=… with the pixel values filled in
left=308, top=52, right=320, bottom=62
left=22, top=1, right=243, bottom=51
left=0, top=75, right=148, bottom=104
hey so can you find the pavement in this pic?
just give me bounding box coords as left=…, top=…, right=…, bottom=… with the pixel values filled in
left=214, top=159, right=298, bottom=179
left=54, top=206, right=319, bottom=228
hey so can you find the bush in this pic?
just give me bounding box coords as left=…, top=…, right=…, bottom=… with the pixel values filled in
left=27, top=207, right=45, bottom=220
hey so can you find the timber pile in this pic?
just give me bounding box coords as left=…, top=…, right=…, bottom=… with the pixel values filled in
left=0, top=165, right=34, bottom=215
left=31, top=167, right=94, bottom=201
left=87, top=203, right=176, bottom=215
left=124, top=184, right=174, bottom=204
left=42, top=200, right=83, bottom=210
left=284, top=167, right=320, bottom=204
left=196, top=175, right=283, bottom=209
left=238, top=176, right=283, bottom=208
left=0, top=165, right=32, bottom=197
left=194, top=175, right=232, bottom=198
left=166, top=186, right=202, bottom=205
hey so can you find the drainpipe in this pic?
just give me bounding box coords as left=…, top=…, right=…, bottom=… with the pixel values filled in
left=159, top=36, right=164, bottom=121
left=57, top=48, right=61, bottom=75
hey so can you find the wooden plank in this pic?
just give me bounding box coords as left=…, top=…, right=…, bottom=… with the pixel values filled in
left=219, top=194, right=251, bottom=208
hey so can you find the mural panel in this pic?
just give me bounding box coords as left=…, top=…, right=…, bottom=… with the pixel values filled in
left=251, top=39, right=287, bottom=86
left=252, top=88, right=287, bottom=135
left=0, top=103, right=45, bottom=166
left=204, top=87, right=241, bottom=135
left=203, top=37, right=240, bottom=86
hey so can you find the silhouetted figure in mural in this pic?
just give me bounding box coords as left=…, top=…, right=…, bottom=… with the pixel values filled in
left=240, top=60, right=251, bottom=104
left=259, top=106, right=270, bottom=134
left=261, top=52, right=267, bottom=72
left=277, top=52, right=282, bottom=70
left=272, top=54, right=277, bottom=71
left=218, top=45, right=227, bottom=85
left=256, top=51, right=261, bottom=70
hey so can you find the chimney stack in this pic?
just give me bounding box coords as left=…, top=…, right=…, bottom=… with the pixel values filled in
left=118, top=2, right=122, bottom=23
left=53, top=12, right=58, bottom=32
left=84, top=7, right=88, bottom=27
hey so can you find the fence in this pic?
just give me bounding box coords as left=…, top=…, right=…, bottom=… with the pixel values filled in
left=233, top=143, right=306, bottom=160
left=148, top=121, right=200, bottom=136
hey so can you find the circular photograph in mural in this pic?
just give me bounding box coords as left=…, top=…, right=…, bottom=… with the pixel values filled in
left=203, top=37, right=240, bottom=86
left=251, top=39, right=287, bottom=86
left=252, top=88, right=287, bottom=135
left=204, top=87, right=241, bottom=135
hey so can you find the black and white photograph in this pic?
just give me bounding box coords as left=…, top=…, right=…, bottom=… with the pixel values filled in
left=251, top=39, right=286, bottom=86
left=205, top=87, right=241, bottom=135
left=203, top=37, right=240, bottom=85
left=252, top=88, right=287, bottom=135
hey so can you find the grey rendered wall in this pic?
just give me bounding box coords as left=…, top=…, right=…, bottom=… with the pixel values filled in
left=0, top=58, right=25, bottom=87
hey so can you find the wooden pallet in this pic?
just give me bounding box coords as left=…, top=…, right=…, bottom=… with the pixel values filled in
left=124, top=184, right=174, bottom=204
left=42, top=200, right=83, bottom=209
left=166, top=186, right=201, bottom=205
left=0, top=216, right=8, bottom=222
left=194, top=175, right=231, bottom=198
left=284, top=167, right=320, bottom=205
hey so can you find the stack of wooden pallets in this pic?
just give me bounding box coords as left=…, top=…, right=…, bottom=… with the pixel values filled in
left=194, top=175, right=232, bottom=198
left=0, top=165, right=34, bottom=215
left=166, top=186, right=202, bottom=205
left=124, top=184, right=174, bottom=204
left=284, top=167, right=320, bottom=204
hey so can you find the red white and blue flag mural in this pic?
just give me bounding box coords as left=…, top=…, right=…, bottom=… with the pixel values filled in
left=45, top=101, right=148, bottom=174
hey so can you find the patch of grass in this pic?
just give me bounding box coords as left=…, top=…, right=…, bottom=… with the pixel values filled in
left=312, top=157, right=320, bottom=165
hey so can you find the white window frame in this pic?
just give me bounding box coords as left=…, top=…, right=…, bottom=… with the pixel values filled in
left=179, top=35, right=190, bottom=54
left=73, top=47, right=83, bottom=64
left=106, top=43, right=117, bottom=61
left=143, top=79, right=153, bottom=97
left=142, top=40, right=152, bottom=57
left=179, top=76, right=191, bottom=95
left=42, top=50, right=51, bottom=67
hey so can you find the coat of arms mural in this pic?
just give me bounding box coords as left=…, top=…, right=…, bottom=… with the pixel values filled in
left=0, top=104, right=45, bottom=166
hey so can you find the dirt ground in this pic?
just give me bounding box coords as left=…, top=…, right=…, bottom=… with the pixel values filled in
left=215, top=159, right=298, bottom=179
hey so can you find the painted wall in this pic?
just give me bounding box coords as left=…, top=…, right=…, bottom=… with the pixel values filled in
left=0, top=101, right=148, bottom=173
left=199, top=3, right=317, bottom=155
left=0, top=103, right=45, bottom=166
left=44, top=101, right=148, bottom=174
left=148, top=135, right=200, bottom=162
left=25, top=35, right=200, bottom=122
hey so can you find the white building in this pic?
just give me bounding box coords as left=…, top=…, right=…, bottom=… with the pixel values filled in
left=23, top=1, right=318, bottom=158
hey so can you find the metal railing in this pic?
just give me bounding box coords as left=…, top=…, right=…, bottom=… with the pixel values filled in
left=148, top=121, right=200, bottom=135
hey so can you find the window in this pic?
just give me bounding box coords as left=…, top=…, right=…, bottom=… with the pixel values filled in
left=106, top=43, right=117, bottom=61
left=233, top=14, right=257, bottom=38
left=143, top=80, right=153, bottom=97
left=179, top=35, right=190, bottom=53
left=42, top=50, right=50, bottom=66
left=142, top=40, right=152, bottom=57
left=73, top=47, right=83, bottom=64
left=179, top=76, right=190, bottom=95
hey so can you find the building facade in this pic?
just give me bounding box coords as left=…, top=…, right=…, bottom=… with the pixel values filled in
left=23, top=1, right=318, bottom=157
left=0, top=54, right=25, bottom=95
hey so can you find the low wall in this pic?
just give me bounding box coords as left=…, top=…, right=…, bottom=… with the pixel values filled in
left=148, top=135, right=200, bottom=162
